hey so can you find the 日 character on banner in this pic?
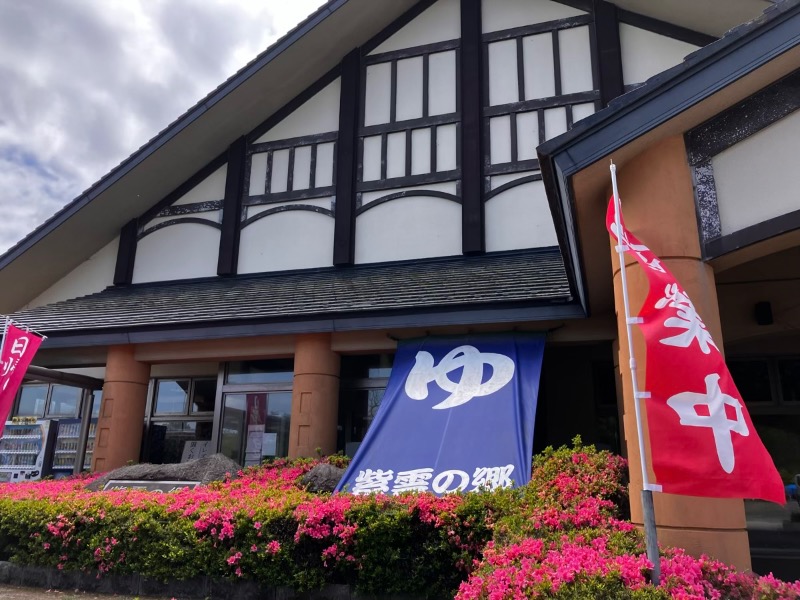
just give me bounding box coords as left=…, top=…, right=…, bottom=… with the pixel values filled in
left=606, top=198, right=784, bottom=504
left=0, top=322, right=45, bottom=436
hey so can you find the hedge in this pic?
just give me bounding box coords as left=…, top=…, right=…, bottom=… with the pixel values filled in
left=0, top=440, right=797, bottom=599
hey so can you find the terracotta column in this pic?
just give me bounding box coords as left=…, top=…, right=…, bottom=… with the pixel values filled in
left=92, top=345, right=150, bottom=472
left=611, top=136, right=750, bottom=570
left=288, top=333, right=341, bottom=458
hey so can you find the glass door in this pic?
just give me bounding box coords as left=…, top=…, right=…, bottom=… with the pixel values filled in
left=220, top=392, right=292, bottom=466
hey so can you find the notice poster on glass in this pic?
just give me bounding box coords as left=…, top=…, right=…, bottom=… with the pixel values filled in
left=244, top=424, right=265, bottom=467
left=261, top=432, right=277, bottom=457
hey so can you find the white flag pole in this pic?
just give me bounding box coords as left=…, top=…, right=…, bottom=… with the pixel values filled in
left=610, top=161, right=660, bottom=585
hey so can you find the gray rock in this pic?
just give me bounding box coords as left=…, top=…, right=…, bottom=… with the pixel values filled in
left=299, top=463, right=346, bottom=493
left=86, top=453, right=241, bottom=491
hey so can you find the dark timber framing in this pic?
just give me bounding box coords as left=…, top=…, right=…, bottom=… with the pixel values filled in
left=333, top=49, right=361, bottom=265
left=591, top=0, right=624, bottom=108
left=138, top=153, right=227, bottom=227
left=116, top=152, right=227, bottom=285
left=113, top=220, right=138, bottom=286
left=617, top=8, right=717, bottom=48
left=356, top=39, right=462, bottom=194
left=244, top=131, right=339, bottom=213
left=537, top=0, right=800, bottom=314
left=685, top=69, right=800, bottom=259
left=217, top=137, right=247, bottom=276
left=481, top=15, right=598, bottom=181
left=461, top=0, right=484, bottom=254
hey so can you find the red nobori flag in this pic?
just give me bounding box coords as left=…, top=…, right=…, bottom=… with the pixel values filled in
left=606, top=199, right=784, bottom=504
left=0, top=323, right=44, bottom=432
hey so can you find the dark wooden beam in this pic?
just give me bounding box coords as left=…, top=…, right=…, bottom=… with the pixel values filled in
left=617, top=8, right=717, bottom=48
left=113, top=219, right=138, bottom=286
left=460, top=0, right=485, bottom=254
left=592, top=0, right=625, bottom=108
left=333, top=49, right=361, bottom=266
left=217, top=136, right=247, bottom=276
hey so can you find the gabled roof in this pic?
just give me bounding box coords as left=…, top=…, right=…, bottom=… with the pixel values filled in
left=10, top=249, right=579, bottom=348
left=0, top=0, right=420, bottom=312
left=537, top=0, right=800, bottom=313
left=0, top=0, right=773, bottom=313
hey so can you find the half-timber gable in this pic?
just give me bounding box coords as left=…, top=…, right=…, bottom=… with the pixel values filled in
left=133, top=162, right=227, bottom=284
left=18, top=0, right=721, bottom=311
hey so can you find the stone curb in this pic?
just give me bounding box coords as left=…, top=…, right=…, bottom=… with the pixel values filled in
left=0, top=561, right=420, bottom=600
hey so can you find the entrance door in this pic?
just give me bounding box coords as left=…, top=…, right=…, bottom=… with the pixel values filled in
left=219, top=392, right=292, bottom=466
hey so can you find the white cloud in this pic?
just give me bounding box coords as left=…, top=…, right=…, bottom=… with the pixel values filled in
left=0, top=0, right=326, bottom=253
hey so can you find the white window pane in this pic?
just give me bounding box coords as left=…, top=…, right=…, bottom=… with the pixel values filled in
left=544, top=107, right=567, bottom=140
left=292, top=146, right=312, bottom=191
left=490, top=115, right=512, bottom=164
left=387, top=132, right=406, bottom=178
left=315, top=142, right=335, bottom=187
left=559, top=26, right=593, bottom=94
left=523, top=33, right=555, bottom=100
left=411, top=128, right=432, bottom=175
left=364, top=62, right=392, bottom=126
left=428, top=50, right=456, bottom=116
left=362, top=136, right=382, bottom=181
left=436, top=124, right=457, bottom=171
left=488, top=40, right=519, bottom=106
left=271, top=149, right=290, bottom=193
left=248, top=153, right=268, bottom=196
left=516, top=111, right=539, bottom=160
left=396, top=57, right=424, bottom=121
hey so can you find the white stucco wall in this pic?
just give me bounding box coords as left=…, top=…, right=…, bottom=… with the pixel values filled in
left=254, top=79, right=341, bottom=143
left=713, top=110, right=800, bottom=236
left=238, top=210, right=335, bottom=274
left=355, top=183, right=461, bottom=263
left=24, top=237, right=120, bottom=309
left=369, top=0, right=460, bottom=55
left=482, top=0, right=585, bottom=34
left=486, top=173, right=557, bottom=252
left=132, top=223, right=220, bottom=283
left=620, top=24, right=700, bottom=86
left=171, top=165, right=227, bottom=206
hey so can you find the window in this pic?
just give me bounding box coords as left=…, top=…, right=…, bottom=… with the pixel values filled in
left=220, top=392, right=292, bottom=466
left=16, top=384, right=48, bottom=418
left=46, top=385, right=82, bottom=417
left=225, top=359, right=294, bottom=384
left=145, top=377, right=217, bottom=465
left=15, top=383, right=84, bottom=419
left=338, top=354, right=394, bottom=456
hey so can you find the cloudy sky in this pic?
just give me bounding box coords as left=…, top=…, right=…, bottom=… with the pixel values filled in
left=0, top=0, right=326, bottom=253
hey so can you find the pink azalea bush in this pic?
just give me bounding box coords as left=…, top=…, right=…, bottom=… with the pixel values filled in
left=0, top=441, right=797, bottom=599
left=456, top=441, right=800, bottom=600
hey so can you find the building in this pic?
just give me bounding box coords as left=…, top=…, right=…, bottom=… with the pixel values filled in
left=1, top=0, right=797, bottom=575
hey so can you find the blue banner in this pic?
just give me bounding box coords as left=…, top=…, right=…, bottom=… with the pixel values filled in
left=336, top=333, right=544, bottom=495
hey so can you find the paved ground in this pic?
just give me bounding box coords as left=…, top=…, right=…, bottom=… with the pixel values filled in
left=0, top=585, right=170, bottom=599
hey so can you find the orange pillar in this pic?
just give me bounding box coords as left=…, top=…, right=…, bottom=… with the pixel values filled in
left=611, top=136, right=750, bottom=569
left=288, top=333, right=341, bottom=458
left=92, top=345, right=150, bottom=472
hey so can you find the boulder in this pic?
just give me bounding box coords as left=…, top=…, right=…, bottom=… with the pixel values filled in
left=86, top=453, right=241, bottom=491
left=299, top=463, right=346, bottom=493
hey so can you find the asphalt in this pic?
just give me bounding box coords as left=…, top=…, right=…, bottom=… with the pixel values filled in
left=0, top=586, right=170, bottom=599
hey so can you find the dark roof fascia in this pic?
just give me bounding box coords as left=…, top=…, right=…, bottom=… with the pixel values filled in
left=0, top=0, right=348, bottom=271
left=537, top=0, right=800, bottom=311
left=37, top=300, right=586, bottom=349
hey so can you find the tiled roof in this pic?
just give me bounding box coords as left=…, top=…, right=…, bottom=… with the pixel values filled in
left=12, top=249, right=571, bottom=335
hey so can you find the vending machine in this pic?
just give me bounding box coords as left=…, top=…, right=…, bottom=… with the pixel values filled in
left=50, top=419, right=83, bottom=478
left=0, top=419, right=57, bottom=483
left=83, top=419, right=97, bottom=471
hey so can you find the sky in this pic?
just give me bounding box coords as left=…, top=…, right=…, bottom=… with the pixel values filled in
left=0, top=0, right=326, bottom=254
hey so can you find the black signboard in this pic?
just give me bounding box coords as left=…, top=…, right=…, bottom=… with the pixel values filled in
left=102, top=479, right=200, bottom=492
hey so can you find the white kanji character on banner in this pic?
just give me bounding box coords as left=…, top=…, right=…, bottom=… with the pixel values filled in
left=10, top=336, right=29, bottom=357
left=610, top=222, right=666, bottom=273
left=391, top=468, right=434, bottom=494
left=471, top=464, right=515, bottom=490
left=666, top=373, right=749, bottom=473
left=655, top=283, right=718, bottom=354
left=351, top=469, right=394, bottom=494
left=431, top=469, right=470, bottom=494
left=1, top=357, right=13, bottom=377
